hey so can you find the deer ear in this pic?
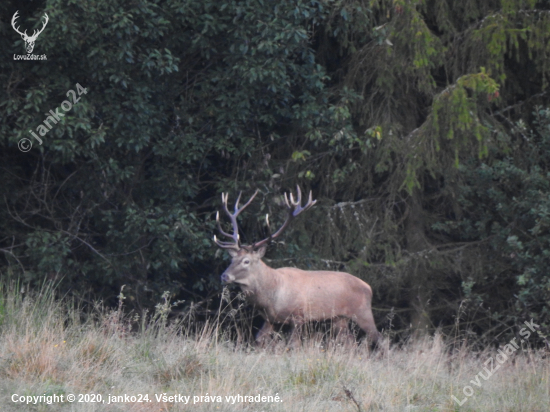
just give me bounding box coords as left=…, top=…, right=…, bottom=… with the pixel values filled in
left=228, top=249, right=239, bottom=258
left=256, top=245, right=267, bottom=258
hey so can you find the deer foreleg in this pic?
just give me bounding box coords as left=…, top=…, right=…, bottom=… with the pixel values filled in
left=288, top=321, right=304, bottom=349
left=255, top=321, right=275, bottom=347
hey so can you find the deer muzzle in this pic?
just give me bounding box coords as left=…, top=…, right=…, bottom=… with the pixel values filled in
left=221, top=271, right=235, bottom=283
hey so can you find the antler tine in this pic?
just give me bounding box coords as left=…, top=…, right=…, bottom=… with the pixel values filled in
left=29, top=13, right=48, bottom=40
left=283, top=192, right=290, bottom=208
left=214, top=189, right=259, bottom=250
left=219, top=193, right=235, bottom=239
left=216, top=209, right=236, bottom=241
left=215, top=192, right=240, bottom=249
left=303, top=189, right=316, bottom=212
left=37, top=13, right=48, bottom=34
left=213, top=234, right=240, bottom=249
left=233, top=191, right=242, bottom=211
left=288, top=185, right=316, bottom=217
left=220, top=192, right=229, bottom=214
left=11, top=11, right=27, bottom=37
left=307, top=190, right=315, bottom=209
left=289, top=185, right=301, bottom=207
left=236, top=190, right=258, bottom=214
left=253, top=186, right=317, bottom=249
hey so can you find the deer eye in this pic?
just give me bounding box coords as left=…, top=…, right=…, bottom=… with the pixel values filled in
left=243, top=259, right=250, bottom=265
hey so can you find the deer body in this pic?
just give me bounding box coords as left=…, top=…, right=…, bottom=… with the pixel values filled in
left=215, top=187, right=381, bottom=347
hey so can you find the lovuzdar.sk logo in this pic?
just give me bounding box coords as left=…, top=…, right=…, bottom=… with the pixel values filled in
left=11, top=10, right=48, bottom=60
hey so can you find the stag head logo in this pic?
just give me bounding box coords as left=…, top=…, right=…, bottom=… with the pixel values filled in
left=11, top=11, right=49, bottom=54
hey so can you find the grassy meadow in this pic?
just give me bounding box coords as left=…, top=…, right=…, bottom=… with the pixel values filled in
left=0, top=283, right=548, bottom=412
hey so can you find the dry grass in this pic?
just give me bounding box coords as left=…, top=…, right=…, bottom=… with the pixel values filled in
left=0, top=284, right=548, bottom=411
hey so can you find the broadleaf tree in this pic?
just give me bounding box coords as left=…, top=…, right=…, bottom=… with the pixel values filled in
left=1, top=0, right=549, bottom=342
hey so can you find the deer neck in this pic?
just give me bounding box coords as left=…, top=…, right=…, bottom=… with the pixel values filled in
left=241, top=260, right=279, bottom=307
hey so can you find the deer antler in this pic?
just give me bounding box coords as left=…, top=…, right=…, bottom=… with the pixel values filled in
left=11, top=11, right=49, bottom=54
left=11, top=11, right=24, bottom=37
left=213, top=190, right=259, bottom=250
left=214, top=186, right=316, bottom=251
left=30, top=13, right=49, bottom=41
left=252, top=186, right=317, bottom=249
left=11, top=11, right=49, bottom=40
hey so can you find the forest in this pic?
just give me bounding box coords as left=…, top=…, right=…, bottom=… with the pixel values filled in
left=2, top=0, right=550, bottom=346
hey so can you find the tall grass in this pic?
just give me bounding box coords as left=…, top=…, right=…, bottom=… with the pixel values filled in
left=0, top=281, right=548, bottom=411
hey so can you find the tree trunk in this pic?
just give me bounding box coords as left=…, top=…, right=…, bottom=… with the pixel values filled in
left=405, top=190, right=431, bottom=336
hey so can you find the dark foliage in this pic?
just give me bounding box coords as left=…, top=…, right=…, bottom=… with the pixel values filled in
left=1, top=0, right=549, bottom=344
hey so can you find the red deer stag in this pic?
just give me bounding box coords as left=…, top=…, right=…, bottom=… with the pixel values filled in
left=214, top=186, right=381, bottom=347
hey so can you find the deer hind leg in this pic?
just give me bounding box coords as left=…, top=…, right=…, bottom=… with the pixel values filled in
left=255, top=321, right=275, bottom=348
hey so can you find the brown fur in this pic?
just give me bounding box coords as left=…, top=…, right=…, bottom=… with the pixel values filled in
left=221, top=247, right=381, bottom=347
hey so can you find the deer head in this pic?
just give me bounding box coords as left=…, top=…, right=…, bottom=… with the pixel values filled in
left=214, top=186, right=317, bottom=284
left=12, top=11, right=49, bottom=54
